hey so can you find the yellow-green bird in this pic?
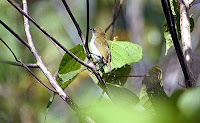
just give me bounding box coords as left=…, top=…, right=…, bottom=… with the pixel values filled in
left=89, top=27, right=111, bottom=73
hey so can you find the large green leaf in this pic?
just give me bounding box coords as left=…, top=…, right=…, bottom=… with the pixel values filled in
left=46, top=45, right=87, bottom=116
left=104, top=41, right=142, bottom=73
left=59, top=67, right=87, bottom=89
left=59, top=44, right=86, bottom=74
left=57, top=44, right=87, bottom=88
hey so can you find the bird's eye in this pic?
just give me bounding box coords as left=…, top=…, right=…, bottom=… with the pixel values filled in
left=93, top=29, right=96, bottom=32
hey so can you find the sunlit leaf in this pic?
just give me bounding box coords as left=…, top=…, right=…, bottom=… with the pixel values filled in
left=104, top=41, right=142, bottom=73
left=59, top=67, right=87, bottom=89
left=164, top=21, right=173, bottom=56
left=57, top=44, right=87, bottom=89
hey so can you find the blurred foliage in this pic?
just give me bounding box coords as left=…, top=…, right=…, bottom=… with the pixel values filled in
left=0, top=0, right=200, bottom=123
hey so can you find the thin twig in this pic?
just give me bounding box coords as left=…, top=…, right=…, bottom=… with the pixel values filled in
left=114, top=74, right=149, bottom=77
left=0, top=60, right=38, bottom=68
left=85, top=0, right=90, bottom=52
left=61, top=0, right=112, bottom=99
left=0, top=38, right=57, bottom=93
left=105, top=0, right=124, bottom=33
left=190, top=0, right=200, bottom=7
left=110, top=0, right=117, bottom=40
left=61, top=0, right=92, bottom=59
left=7, top=0, right=92, bottom=70
left=161, top=0, right=193, bottom=87
left=0, top=20, right=30, bottom=49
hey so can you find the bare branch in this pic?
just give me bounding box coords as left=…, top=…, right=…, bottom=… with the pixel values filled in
left=0, top=38, right=57, bottom=93
left=61, top=0, right=92, bottom=60
left=105, top=0, right=124, bottom=33
left=7, top=0, right=92, bottom=70
left=85, top=0, right=90, bottom=52
left=161, top=0, right=194, bottom=87
left=110, top=0, right=117, bottom=40
left=0, top=20, right=30, bottom=49
left=61, top=0, right=86, bottom=44
left=114, top=74, right=150, bottom=77
left=190, top=0, right=200, bottom=7
left=61, top=0, right=113, bottom=99
left=0, top=60, right=38, bottom=68
left=178, top=0, right=195, bottom=86
left=21, top=0, right=65, bottom=96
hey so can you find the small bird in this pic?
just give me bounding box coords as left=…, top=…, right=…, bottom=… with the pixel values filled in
left=89, top=27, right=111, bottom=73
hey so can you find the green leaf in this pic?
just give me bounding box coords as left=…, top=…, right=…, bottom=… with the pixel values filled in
left=103, top=64, right=131, bottom=86
left=107, top=84, right=139, bottom=106
left=46, top=94, right=56, bottom=113
left=164, top=21, right=173, bottom=56
left=45, top=93, right=56, bottom=122
left=104, top=41, right=142, bottom=73
left=58, top=44, right=87, bottom=89
left=178, top=87, right=200, bottom=118
left=139, top=84, right=155, bottom=113
left=59, top=44, right=86, bottom=74
left=59, top=67, right=87, bottom=89
left=189, top=15, right=194, bottom=32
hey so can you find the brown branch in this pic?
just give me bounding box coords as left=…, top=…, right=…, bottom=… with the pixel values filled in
left=61, top=0, right=86, bottom=44
left=22, top=0, right=65, bottom=96
left=7, top=0, right=92, bottom=70
left=114, top=74, right=150, bottom=77
left=85, top=0, right=90, bottom=52
left=0, top=60, right=38, bottom=68
left=110, top=0, right=117, bottom=40
left=190, top=0, right=200, bottom=7
left=61, top=0, right=113, bottom=99
left=61, top=0, right=92, bottom=60
left=0, top=20, right=30, bottom=49
left=0, top=38, right=57, bottom=93
left=105, top=0, right=124, bottom=33
left=161, top=0, right=193, bottom=87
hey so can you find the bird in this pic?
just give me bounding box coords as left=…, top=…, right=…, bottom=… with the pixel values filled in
left=89, top=27, right=111, bottom=73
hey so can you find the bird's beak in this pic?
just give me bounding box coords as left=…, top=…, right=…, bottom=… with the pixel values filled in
left=89, top=28, right=93, bottom=30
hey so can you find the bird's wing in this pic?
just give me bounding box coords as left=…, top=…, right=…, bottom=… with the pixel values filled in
left=94, top=37, right=110, bottom=63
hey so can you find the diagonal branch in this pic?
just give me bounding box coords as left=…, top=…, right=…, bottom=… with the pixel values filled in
left=161, top=0, right=194, bottom=87
left=178, top=0, right=195, bottom=86
left=61, top=0, right=112, bottom=99
left=7, top=0, right=92, bottom=70
left=0, top=20, right=30, bottom=49
left=105, top=0, right=124, bottom=33
left=0, top=60, right=38, bottom=68
left=110, top=0, right=117, bottom=40
left=22, top=0, right=65, bottom=97
left=0, top=38, right=57, bottom=93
